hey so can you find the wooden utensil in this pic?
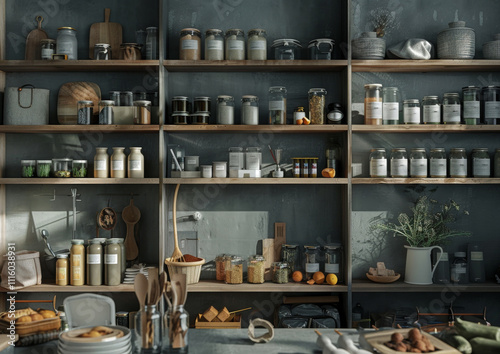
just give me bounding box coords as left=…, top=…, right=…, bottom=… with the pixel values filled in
left=57, top=82, right=101, bottom=125
left=274, top=222, right=286, bottom=261
left=25, top=16, right=48, bottom=60
left=171, top=184, right=185, bottom=262
left=96, top=207, right=117, bottom=237
left=89, top=8, right=123, bottom=59
left=171, top=273, right=187, bottom=306
left=122, top=198, right=141, bottom=261
left=134, top=273, right=148, bottom=349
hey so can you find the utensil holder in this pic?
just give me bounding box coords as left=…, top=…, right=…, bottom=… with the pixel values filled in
left=165, top=305, right=189, bottom=353
left=135, top=305, right=162, bottom=353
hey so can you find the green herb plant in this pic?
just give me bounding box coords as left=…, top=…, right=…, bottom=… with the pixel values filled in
left=37, top=164, right=51, bottom=177
left=22, top=165, right=35, bottom=178
left=72, top=166, right=87, bottom=178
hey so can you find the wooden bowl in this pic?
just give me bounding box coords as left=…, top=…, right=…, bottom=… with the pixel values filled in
left=366, top=273, right=401, bottom=283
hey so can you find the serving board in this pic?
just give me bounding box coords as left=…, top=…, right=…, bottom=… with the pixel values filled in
left=57, top=82, right=101, bottom=124
left=0, top=316, right=60, bottom=336
left=89, top=8, right=122, bottom=59
left=25, top=16, right=48, bottom=60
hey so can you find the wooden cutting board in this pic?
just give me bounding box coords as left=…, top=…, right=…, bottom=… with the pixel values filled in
left=25, top=16, right=48, bottom=60
left=89, top=8, right=123, bottom=59
left=57, top=82, right=101, bottom=125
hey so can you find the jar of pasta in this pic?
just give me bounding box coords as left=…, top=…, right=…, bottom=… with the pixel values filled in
left=308, top=88, right=327, bottom=124
left=247, top=255, right=265, bottom=284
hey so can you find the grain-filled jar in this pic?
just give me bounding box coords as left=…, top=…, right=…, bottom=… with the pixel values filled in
left=442, top=93, right=461, bottom=124
left=87, top=238, right=103, bottom=286
left=111, top=147, right=126, bottom=178
left=225, top=256, right=243, bottom=284
left=56, top=254, right=69, bottom=286
left=272, top=262, right=289, bottom=284
left=247, top=29, right=267, bottom=60
left=70, top=239, right=85, bottom=286
left=324, top=244, right=343, bottom=283
left=225, top=29, right=245, bottom=60
left=481, top=85, right=500, bottom=125
left=472, top=148, right=490, bottom=177
left=94, top=147, right=109, bottom=178
left=303, top=245, right=320, bottom=280
left=369, top=148, right=387, bottom=177
left=308, top=88, right=327, bottom=124
left=215, top=254, right=229, bottom=281
left=179, top=28, right=201, bottom=60
left=364, top=84, right=383, bottom=125
left=105, top=238, right=121, bottom=286
left=77, top=100, right=93, bottom=125
left=430, top=148, right=447, bottom=177
left=40, top=38, right=56, bottom=60
left=98, top=100, right=114, bottom=125
left=57, top=27, right=77, bottom=59
left=205, top=29, right=224, bottom=60
left=269, top=86, right=287, bottom=125
left=462, top=86, right=480, bottom=125
left=241, top=95, right=259, bottom=125
left=410, top=148, right=428, bottom=178
left=495, top=148, right=500, bottom=177
left=247, top=255, right=265, bottom=284
left=449, top=148, right=467, bottom=177
left=390, top=148, right=408, bottom=178
left=382, top=87, right=400, bottom=125
left=217, top=95, right=235, bottom=124
left=422, top=96, right=441, bottom=124
left=403, top=99, right=421, bottom=124
left=133, top=100, right=151, bottom=125
left=128, top=147, right=144, bottom=178
left=281, top=244, right=299, bottom=277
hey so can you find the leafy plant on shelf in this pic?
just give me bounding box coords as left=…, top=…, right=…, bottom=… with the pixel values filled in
left=374, top=196, right=471, bottom=247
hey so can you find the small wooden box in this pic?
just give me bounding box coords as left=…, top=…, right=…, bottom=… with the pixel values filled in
left=195, top=314, right=241, bottom=329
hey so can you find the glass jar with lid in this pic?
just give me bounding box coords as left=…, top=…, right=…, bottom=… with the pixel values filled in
left=133, top=100, right=151, bottom=125
left=145, top=27, right=158, bottom=59
left=57, top=27, right=77, bottom=59
left=205, top=29, right=224, bottom=60
left=215, top=254, right=229, bottom=281
left=481, top=85, right=500, bottom=125
left=225, top=29, right=245, bottom=60
left=430, top=148, right=447, bottom=177
left=98, top=100, right=114, bottom=125
left=469, top=246, right=485, bottom=283
left=247, top=255, right=265, bottom=284
left=105, top=238, right=121, bottom=286
left=228, top=147, right=245, bottom=170
left=390, top=148, right=408, bottom=178
left=472, top=148, right=490, bottom=177
left=241, top=95, right=259, bottom=125
left=72, top=160, right=87, bottom=178
left=52, top=158, right=72, bottom=178
left=179, top=28, right=201, bottom=60
left=281, top=244, right=299, bottom=277
left=172, top=96, right=189, bottom=113
left=70, top=239, right=85, bottom=286
left=217, top=95, right=235, bottom=124
left=449, top=148, right=467, bottom=177
left=271, top=39, right=302, bottom=60
left=111, top=147, right=126, bottom=178
left=451, top=252, right=468, bottom=284
left=21, top=160, right=35, bottom=178
left=422, top=96, right=441, bottom=124
left=128, top=147, right=144, bottom=178
left=324, top=244, right=343, bottom=284
left=442, top=93, right=461, bottom=124
left=495, top=148, right=500, bottom=177
left=87, top=238, right=103, bottom=286
left=403, top=99, right=421, bottom=124
left=94, top=43, right=111, bottom=60
left=77, top=100, right=93, bottom=125
left=308, top=38, right=335, bottom=60
left=269, top=86, right=287, bottom=124
left=172, top=112, right=189, bottom=125
left=364, top=84, right=383, bottom=125
left=40, top=39, right=56, bottom=60
left=94, top=147, right=109, bottom=178
left=56, top=254, right=69, bottom=286
left=272, top=262, right=289, bottom=284
left=36, top=160, right=51, bottom=177
left=247, top=29, right=267, bottom=60
left=369, top=148, right=387, bottom=177
left=462, top=86, right=480, bottom=125
left=409, top=148, right=428, bottom=178
left=194, top=96, right=211, bottom=113
left=225, top=256, right=243, bottom=284
left=382, top=87, right=400, bottom=125
left=308, top=88, right=327, bottom=124
left=303, top=245, right=320, bottom=280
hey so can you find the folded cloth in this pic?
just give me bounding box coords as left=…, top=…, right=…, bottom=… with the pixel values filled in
left=387, top=38, right=434, bottom=59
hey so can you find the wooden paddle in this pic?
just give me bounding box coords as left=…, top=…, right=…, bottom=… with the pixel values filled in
left=89, top=8, right=123, bottom=59
left=25, top=16, right=48, bottom=60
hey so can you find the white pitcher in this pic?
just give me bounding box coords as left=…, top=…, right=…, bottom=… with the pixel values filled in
left=404, top=245, right=443, bottom=285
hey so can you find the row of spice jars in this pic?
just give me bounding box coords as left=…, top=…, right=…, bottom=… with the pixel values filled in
left=77, top=100, right=152, bottom=125
left=369, top=147, right=500, bottom=178
left=21, top=159, right=87, bottom=178
left=94, top=147, right=145, bottom=178
left=292, top=158, right=319, bottom=178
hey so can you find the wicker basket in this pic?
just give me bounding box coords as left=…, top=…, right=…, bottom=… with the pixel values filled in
left=483, top=34, right=500, bottom=59
left=165, top=257, right=205, bottom=284
left=352, top=32, right=386, bottom=60
left=437, top=21, right=475, bottom=59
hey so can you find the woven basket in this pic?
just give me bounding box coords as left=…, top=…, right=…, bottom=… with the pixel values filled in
left=437, top=21, right=475, bottom=59
left=483, top=34, right=500, bottom=59
left=352, top=32, right=386, bottom=59
left=165, top=257, right=205, bottom=284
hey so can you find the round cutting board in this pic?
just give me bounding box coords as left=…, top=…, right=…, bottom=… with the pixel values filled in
left=57, top=82, right=101, bottom=124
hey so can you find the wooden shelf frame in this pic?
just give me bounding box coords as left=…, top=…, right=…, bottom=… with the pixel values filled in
left=187, top=280, right=349, bottom=293
left=0, top=178, right=160, bottom=185
left=165, top=124, right=348, bottom=133
left=352, top=59, right=500, bottom=73
left=0, top=125, right=160, bottom=134
left=352, top=280, right=500, bottom=293
left=352, top=178, right=500, bottom=185
left=0, top=60, right=159, bottom=72
left=0, top=284, right=134, bottom=293
left=352, top=125, right=500, bottom=133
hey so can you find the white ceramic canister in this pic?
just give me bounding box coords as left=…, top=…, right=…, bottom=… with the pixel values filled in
left=128, top=147, right=144, bottom=178
left=212, top=161, right=227, bottom=178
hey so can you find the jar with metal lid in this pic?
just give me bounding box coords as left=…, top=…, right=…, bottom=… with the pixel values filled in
left=430, top=148, right=447, bottom=177
left=369, top=148, right=387, bottom=177
left=272, top=262, right=289, bottom=284
left=364, top=84, right=383, bottom=125
left=472, top=148, right=490, bottom=177
left=52, top=158, right=72, bottom=178
left=172, top=96, right=189, bottom=113
left=194, top=96, right=211, bottom=112
left=247, top=29, right=267, bottom=60
left=451, top=252, right=468, bottom=284
left=94, top=147, right=109, bottom=178
left=272, top=39, right=302, bottom=60
left=97, top=100, right=114, bottom=125
left=404, top=99, right=421, bottom=124
left=133, top=100, right=151, bottom=125
left=217, top=95, right=235, bottom=124
left=172, top=112, right=189, bottom=124
left=120, top=91, right=133, bottom=107
left=179, top=28, right=201, bottom=60
left=116, top=238, right=126, bottom=281
left=56, top=254, right=69, bottom=286
left=481, top=85, right=500, bottom=125
left=327, top=103, right=344, bottom=124
left=308, top=88, right=327, bottom=124
left=21, top=160, right=35, bottom=178
left=241, top=95, right=259, bottom=125
left=442, top=93, right=461, bottom=124
left=70, top=239, right=85, bottom=286
left=382, top=87, right=400, bottom=125
left=128, top=147, right=144, bottom=178
left=422, top=96, right=441, bottom=124
left=228, top=147, right=245, bottom=170
left=87, top=239, right=103, bottom=286
left=449, top=148, right=467, bottom=177
left=94, top=43, right=111, bottom=60
left=77, top=100, right=93, bottom=125
left=390, top=148, right=408, bottom=178
left=281, top=244, right=299, bottom=277
left=72, top=160, right=87, bottom=178
left=308, top=38, right=335, bottom=60
left=111, top=147, right=126, bottom=178
left=191, top=112, right=209, bottom=125
left=109, top=91, right=120, bottom=106
left=462, top=86, right=480, bottom=125
left=245, top=147, right=262, bottom=170
left=303, top=245, right=320, bottom=280
left=145, top=27, right=158, bottom=59
left=57, top=27, right=77, bottom=59
left=225, top=29, right=245, bottom=60
left=36, top=160, right=51, bottom=177
left=495, top=148, right=500, bottom=177
left=205, top=29, right=224, bottom=60
left=40, top=39, right=56, bottom=60
left=119, top=43, right=142, bottom=60
left=225, top=256, right=243, bottom=284
left=409, top=148, right=428, bottom=178
left=269, top=86, right=287, bottom=124
left=105, top=238, right=121, bottom=286
left=324, top=244, right=343, bottom=283
left=215, top=254, right=229, bottom=281
left=247, top=255, right=265, bottom=284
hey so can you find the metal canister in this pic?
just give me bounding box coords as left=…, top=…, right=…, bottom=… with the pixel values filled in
left=116, top=311, right=129, bottom=328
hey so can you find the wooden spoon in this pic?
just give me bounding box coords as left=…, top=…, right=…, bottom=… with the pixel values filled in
left=122, top=198, right=141, bottom=261
left=134, top=273, right=148, bottom=310
left=171, top=184, right=185, bottom=262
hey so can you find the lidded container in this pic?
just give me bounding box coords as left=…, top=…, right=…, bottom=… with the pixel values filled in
left=94, top=43, right=111, bottom=60
left=179, top=28, right=201, bottom=60
left=271, top=39, right=302, bottom=60
left=94, top=147, right=109, bottom=178
left=241, top=95, right=259, bottom=125
left=369, top=148, right=387, bottom=177
left=272, top=262, right=289, bottom=284
left=191, top=112, right=210, bottom=125
left=422, top=96, right=441, bottom=124
left=469, top=246, right=485, bottom=283
left=205, top=29, right=224, bottom=60
left=442, top=93, right=461, bottom=124
left=133, top=100, right=151, bottom=125
left=194, top=96, right=211, bottom=113
left=451, top=251, right=468, bottom=284
left=52, top=158, right=72, bottom=178
left=56, top=254, right=69, bottom=286
left=303, top=245, right=320, bottom=280
left=382, top=87, right=400, bottom=125
left=111, top=147, right=126, bottom=178
left=77, top=100, right=93, bottom=125
left=403, top=99, right=421, bottom=124
left=390, top=148, right=408, bottom=178
left=215, top=254, right=229, bottom=281
left=98, top=100, right=114, bottom=125
left=430, top=148, right=447, bottom=177
left=324, top=243, right=343, bottom=283
left=172, top=96, right=189, bottom=113
left=308, top=38, right=335, bottom=60
left=87, top=238, right=103, bottom=286
left=269, top=86, right=287, bottom=125
left=105, top=238, right=121, bottom=286
left=128, top=147, right=145, bottom=178
left=281, top=244, right=299, bottom=277
left=72, top=160, right=88, bottom=178
left=437, top=21, right=475, bottom=59
left=449, top=148, right=467, bottom=177
left=225, top=256, right=243, bottom=284
left=247, top=255, right=265, bottom=284
left=36, top=160, right=51, bottom=177
left=40, top=38, right=56, bottom=60
left=21, top=160, right=36, bottom=178
left=217, top=95, right=235, bottom=124
left=70, top=239, right=85, bottom=286
left=483, top=33, right=500, bottom=60
left=472, top=148, right=490, bottom=177
left=225, top=29, right=245, bottom=60
left=308, top=88, right=327, bottom=124
left=245, top=147, right=262, bottom=170
left=172, top=112, right=189, bottom=125
left=481, top=85, right=500, bottom=125
left=57, top=27, right=78, bottom=59
left=409, top=148, right=428, bottom=178
left=145, top=26, right=158, bottom=59
left=364, top=84, right=383, bottom=125
left=228, top=147, right=245, bottom=170
left=247, top=29, right=267, bottom=60
left=462, top=86, right=480, bottom=125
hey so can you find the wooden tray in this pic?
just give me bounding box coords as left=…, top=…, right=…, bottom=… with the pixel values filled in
left=0, top=316, right=60, bottom=336
left=366, top=273, right=401, bottom=283
left=195, top=314, right=241, bottom=329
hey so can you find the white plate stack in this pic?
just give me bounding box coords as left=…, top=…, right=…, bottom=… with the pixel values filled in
left=57, top=325, right=131, bottom=354
left=124, top=264, right=150, bottom=284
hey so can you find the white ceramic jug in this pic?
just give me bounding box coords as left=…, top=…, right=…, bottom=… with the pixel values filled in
left=404, top=245, right=443, bottom=285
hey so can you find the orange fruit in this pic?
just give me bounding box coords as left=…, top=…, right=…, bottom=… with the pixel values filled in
left=313, top=271, right=325, bottom=284
left=322, top=168, right=336, bottom=178
left=292, top=271, right=303, bottom=282
left=303, top=117, right=311, bottom=125
left=306, top=279, right=315, bottom=285
left=326, top=273, right=338, bottom=285
left=296, top=118, right=303, bottom=125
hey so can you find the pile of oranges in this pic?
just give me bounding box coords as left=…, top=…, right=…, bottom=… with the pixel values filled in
left=291, top=271, right=338, bottom=285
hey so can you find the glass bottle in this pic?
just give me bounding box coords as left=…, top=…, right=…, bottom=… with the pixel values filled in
left=56, top=254, right=69, bottom=286
left=303, top=245, right=320, bottom=280
left=432, top=251, right=450, bottom=284
left=179, top=28, right=201, bottom=60
left=442, top=93, right=461, bottom=124
left=390, top=148, right=408, bottom=178
left=269, top=86, right=287, bottom=125
left=430, top=148, right=447, bottom=177
left=105, top=238, right=121, bottom=286
left=87, top=239, right=103, bottom=286
left=145, top=26, right=158, bottom=59
left=247, top=255, right=265, bottom=284
left=225, top=29, right=245, bottom=60
left=205, top=29, right=224, bottom=60
left=216, top=95, right=235, bottom=125
left=247, top=29, right=267, bottom=60
left=422, top=96, right=441, bottom=124
left=324, top=244, right=343, bottom=283
left=364, top=84, right=383, bottom=125
left=449, top=148, right=467, bottom=178
left=136, top=305, right=162, bottom=352
left=57, top=27, right=78, bottom=59
left=469, top=246, right=485, bottom=283
left=94, top=147, right=109, bottom=178
left=462, top=86, right=480, bottom=125
left=241, top=95, right=259, bottom=125
left=495, top=148, right=500, bottom=177
left=128, top=147, right=145, bottom=178
left=409, top=148, right=428, bottom=178
left=326, top=138, right=342, bottom=176
left=369, top=148, right=387, bottom=177
left=281, top=244, right=299, bottom=278
left=472, top=148, right=490, bottom=177
left=272, top=262, right=289, bottom=284
left=403, top=99, right=421, bottom=124
left=451, top=252, right=468, bottom=284
left=70, top=239, right=85, bottom=286
left=382, top=87, right=400, bottom=125
left=166, top=305, right=188, bottom=353
left=481, top=85, right=500, bottom=125
left=98, top=100, right=114, bottom=125
left=308, top=88, right=327, bottom=124
left=111, top=147, right=126, bottom=178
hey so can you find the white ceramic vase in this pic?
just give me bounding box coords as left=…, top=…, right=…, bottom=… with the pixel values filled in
left=404, top=245, right=443, bottom=285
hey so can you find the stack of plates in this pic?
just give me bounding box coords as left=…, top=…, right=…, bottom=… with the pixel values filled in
left=123, top=264, right=150, bottom=284
left=58, top=325, right=131, bottom=354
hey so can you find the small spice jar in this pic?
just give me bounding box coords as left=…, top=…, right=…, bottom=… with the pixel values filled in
left=56, top=254, right=69, bottom=286
left=94, top=43, right=111, bottom=60
left=247, top=255, right=265, bottom=284
left=179, top=28, right=201, bottom=60
left=111, top=147, right=126, bottom=178
left=308, top=88, right=327, bottom=124
left=462, top=86, right=480, bottom=125
left=281, top=244, right=299, bottom=277
left=382, top=87, right=400, bottom=125
left=133, top=100, right=151, bottom=125
left=98, top=100, right=114, bottom=125
left=70, top=239, right=85, bottom=286
left=403, top=99, right=421, bottom=124
left=36, top=160, right=51, bottom=177
left=390, top=148, right=408, bottom=178
left=217, top=95, right=235, bottom=124
left=409, top=148, right=428, bottom=178
left=422, top=96, right=441, bottom=124
left=225, top=29, right=245, bottom=60
left=21, top=160, right=36, bottom=178
left=247, top=29, right=267, bottom=60
left=269, top=86, right=287, bottom=125
left=430, top=148, right=447, bottom=177
left=303, top=245, right=320, bottom=280
left=449, top=148, right=467, bottom=177
left=309, top=158, right=319, bottom=178
left=294, top=106, right=306, bottom=124
left=364, top=84, right=383, bottom=125
left=57, top=27, right=77, bottom=59
left=225, top=256, right=243, bottom=284
left=472, top=148, right=490, bottom=177
left=94, top=147, right=109, bottom=178
left=324, top=244, right=343, bottom=283
left=128, top=147, right=145, bottom=178
left=241, top=95, right=259, bottom=125
left=72, top=160, right=88, bottom=178
left=494, top=148, right=500, bottom=177
left=77, top=100, right=93, bottom=125
left=40, top=38, right=56, bottom=60
left=369, top=148, right=387, bottom=177
left=272, top=262, right=289, bottom=284
left=442, top=93, right=461, bottom=124
left=301, top=158, right=309, bottom=178
left=52, top=158, right=72, bottom=178
left=215, top=254, right=229, bottom=281
left=205, top=29, right=224, bottom=60
left=194, top=96, right=211, bottom=112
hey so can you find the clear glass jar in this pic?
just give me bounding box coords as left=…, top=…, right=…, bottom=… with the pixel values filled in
left=324, top=244, right=342, bottom=283
left=432, top=251, right=450, bottom=284
left=245, top=147, right=262, bottom=170
left=472, top=148, right=490, bottom=177
left=269, top=86, right=287, bottom=125
left=111, top=147, right=126, bottom=178
left=117, top=238, right=126, bottom=281
left=422, top=96, right=441, bottom=124
left=469, top=247, right=485, bottom=283
left=133, top=100, right=151, bottom=125
left=94, top=43, right=111, bottom=60
left=271, top=39, right=302, bottom=60
left=495, top=148, right=500, bottom=177
left=303, top=245, right=320, bottom=280
left=241, top=95, right=259, bottom=125
left=77, top=100, right=93, bottom=125
left=194, top=96, right=211, bottom=112
left=105, top=238, right=121, bottom=286
left=165, top=305, right=188, bottom=352
left=369, top=148, right=387, bottom=177
left=409, top=148, right=428, bottom=178
left=442, top=93, right=461, bottom=124
left=272, top=262, right=289, bottom=284
left=205, top=29, right=224, bottom=60
left=191, top=112, right=209, bottom=125
left=247, top=255, right=265, bottom=284
left=56, top=254, right=69, bottom=286
left=172, top=96, right=189, bottom=113
left=136, top=305, right=162, bottom=352
left=128, top=147, right=145, bottom=178
left=217, top=95, right=234, bottom=124
left=52, top=158, right=72, bottom=178
left=36, top=160, right=51, bottom=177
left=451, top=252, right=468, bottom=284
left=247, top=29, right=267, bottom=60
left=326, top=138, right=342, bottom=175
left=403, top=99, right=421, bottom=124
left=87, top=239, right=103, bottom=286
left=462, top=86, right=480, bottom=125
left=449, top=148, right=467, bottom=177
left=57, top=27, right=77, bottom=59
left=109, top=91, right=121, bottom=106
left=481, top=85, right=500, bottom=125
left=225, top=256, right=243, bottom=284
left=21, top=160, right=35, bottom=178
left=390, top=148, right=408, bottom=178
left=72, top=160, right=87, bottom=178
left=180, top=28, right=201, bottom=60
left=228, top=147, right=245, bottom=170
left=364, top=84, right=383, bottom=125
left=94, top=147, right=109, bottom=178
left=430, top=148, right=447, bottom=177
left=215, top=254, right=229, bottom=281
left=225, top=29, right=245, bottom=60
left=382, top=87, right=400, bottom=125
left=98, top=100, right=114, bottom=125
left=308, top=38, right=335, bottom=60
left=145, top=26, right=158, bottom=59
left=40, top=38, right=56, bottom=60
left=120, top=91, right=134, bottom=106
left=308, top=88, right=327, bottom=124
left=281, top=244, right=299, bottom=278
left=70, top=239, right=85, bottom=286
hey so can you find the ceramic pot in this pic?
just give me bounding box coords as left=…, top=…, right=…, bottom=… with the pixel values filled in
left=404, top=245, right=443, bottom=285
left=351, top=32, right=386, bottom=60
left=437, top=21, right=475, bottom=59
left=483, top=34, right=500, bottom=59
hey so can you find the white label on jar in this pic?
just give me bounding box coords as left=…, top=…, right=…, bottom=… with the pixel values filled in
left=215, top=165, right=225, bottom=171
left=246, top=153, right=261, bottom=170
left=129, top=160, right=142, bottom=170
left=325, top=263, right=340, bottom=273
left=463, top=101, right=480, bottom=119
left=370, top=159, right=387, bottom=177
left=450, top=158, right=467, bottom=177
left=366, top=102, right=382, bottom=119
left=228, top=40, right=244, bottom=50
left=41, top=48, right=54, bottom=59
left=391, top=158, right=408, bottom=176
left=249, top=41, right=266, bottom=50
left=473, top=158, right=490, bottom=176
left=311, top=162, right=317, bottom=175
left=485, top=101, right=500, bottom=118
left=181, top=39, right=199, bottom=50
left=269, top=100, right=285, bottom=111
left=57, top=42, right=73, bottom=55
left=112, top=160, right=124, bottom=171
left=383, top=102, right=399, bottom=121
left=454, top=265, right=467, bottom=274
left=187, top=158, right=198, bottom=165
left=96, top=160, right=107, bottom=171
left=87, top=254, right=101, bottom=265
left=305, top=263, right=319, bottom=273
left=443, top=104, right=461, bottom=123
left=423, top=105, right=441, bottom=123
left=302, top=162, right=309, bottom=175
left=105, top=254, right=118, bottom=264
left=430, top=159, right=447, bottom=177
left=206, top=39, right=223, bottom=50
left=404, top=107, right=420, bottom=123
left=410, top=159, right=428, bottom=177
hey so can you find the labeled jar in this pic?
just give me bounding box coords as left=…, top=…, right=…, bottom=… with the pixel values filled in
left=215, top=254, right=229, bottom=281
left=52, top=158, right=72, bottom=178
left=87, top=239, right=103, bottom=286
left=449, top=148, right=467, bottom=177
left=269, top=86, right=287, bottom=124
left=369, top=148, right=387, bottom=177
left=145, top=26, right=158, bottom=59
left=36, top=160, right=51, bottom=177
left=247, top=255, right=265, bottom=284
left=40, top=38, right=56, bottom=60
left=281, top=244, right=299, bottom=277
left=229, top=147, right=245, bottom=169
left=410, top=148, right=428, bottom=178
left=403, top=99, right=421, bottom=124
left=241, top=95, right=259, bottom=125
left=111, top=147, right=126, bottom=178
left=201, top=164, right=212, bottom=178
left=172, top=96, right=189, bottom=112
left=422, top=96, right=441, bottom=124
left=430, top=148, right=447, bottom=177
left=442, top=93, right=461, bottom=124
left=70, top=239, right=85, bottom=286
left=272, top=262, right=289, bottom=284
left=194, top=96, right=211, bottom=112
left=364, top=84, right=383, bottom=125
left=105, top=238, right=121, bottom=286
left=294, top=107, right=306, bottom=124
left=245, top=147, right=262, bottom=170
left=225, top=256, right=243, bottom=284
left=185, top=156, right=199, bottom=171
left=179, top=28, right=201, bottom=60
left=308, top=38, right=334, bottom=60
left=390, top=148, right=408, bottom=178
left=77, top=100, right=93, bottom=125
left=225, top=29, right=245, bottom=60
left=21, top=160, right=35, bottom=178
left=324, top=244, right=342, bottom=284
left=272, top=39, right=302, bottom=60
left=303, top=245, right=320, bottom=280
left=133, top=100, right=151, bottom=125
left=94, top=43, right=111, bottom=60
left=56, top=254, right=69, bottom=286
left=57, top=27, right=77, bottom=59
left=205, top=29, right=224, bottom=60
left=472, top=148, right=490, bottom=177
left=212, top=161, right=227, bottom=178
left=462, top=86, right=480, bottom=125
left=72, top=160, right=87, bottom=178
left=247, top=29, right=267, bottom=60
left=481, top=85, right=500, bottom=125
left=451, top=252, right=468, bottom=284
left=292, top=158, right=301, bottom=178
left=216, top=95, right=234, bottom=124
left=382, top=87, right=400, bottom=125
left=128, top=147, right=145, bottom=178
left=308, top=88, right=327, bottom=124
left=495, top=148, right=500, bottom=177
left=94, top=147, right=109, bottom=178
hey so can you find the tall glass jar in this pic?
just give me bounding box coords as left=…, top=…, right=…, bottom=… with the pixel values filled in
left=449, top=148, right=467, bottom=177
left=430, top=148, right=447, bottom=177
left=442, top=93, right=461, bottom=124
left=105, top=238, right=121, bottom=286
left=495, top=148, right=500, bottom=177
left=241, top=95, right=259, bottom=125
left=269, top=86, right=287, bottom=125
left=98, top=100, right=114, bottom=125
left=451, top=252, right=468, bottom=284
left=117, top=238, right=126, bottom=281
left=281, top=244, right=299, bottom=278
left=111, top=147, right=126, bottom=178
left=272, top=262, right=289, bottom=284
left=247, top=29, right=267, bottom=60
left=303, top=245, right=320, bottom=280
left=136, top=305, right=162, bottom=352
left=179, top=28, right=201, bottom=60
left=403, top=99, right=421, bottom=124
left=166, top=305, right=188, bottom=353
left=462, top=86, right=480, bottom=125
left=57, top=27, right=77, bottom=59
left=225, top=256, right=243, bottom=284
left=77, top=100, right=93, bottom=125
left=481, top=85, right=500, bottom=125
left=205, top=29, right=224, bottom=60
left=324, top=244, right=343, bottom=283
left=364, top=84, right=383, bottom=125
left=422, top=96, right=441, bottom=124
left=247, top=255, right=265, bottom=284
left=308, top=88, right=327, bottom=124
left=94, top=147, right=109, bottom=178
left=87, top=238, right=103, bottom=286
left=128, top=147, right=145, bottom=178
left=409, top=148, right=428, bottom=178
left=145, top=27, right=158, bottom=59
left=382, top=87, right=400, bottom=125
left=225, top=29, right=245, bottom=60
left=215, top=254, right=229, bottom=281
left=472, top=148, right=490, bottom=177
left=369, top=148, right=387, bottom=177
left=56, top=254, right=69, bottom=286
left=326, top=138, right=342, bottom=176
left=217, top=95, right=235, bottom=124
left=70, top=239, right=85, bottom=286
left=133, top=100, right=151, bottom=125
left=390, top=148, right=408, bottom=178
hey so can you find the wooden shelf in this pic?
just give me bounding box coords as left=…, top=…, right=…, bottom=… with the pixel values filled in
left=188, top=280, right=348, bottom=293
left=0, top=125, right=160, bottom=134
left=164, top=124, right=348, bottom=133
left=0, top=178, right=159, bottom=185
left=352, top=280, right=500, bottom=293
left=165, top=178, right=348, bottom=185
left=352, top=124, right=500, bottom=133
left=353, top=178, right=500, bottom=184
left=0, top=283, right=134, bottom=293
left=0, top=60, right=159, bottom=72
left=352, top=59, right=500, bottom=73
